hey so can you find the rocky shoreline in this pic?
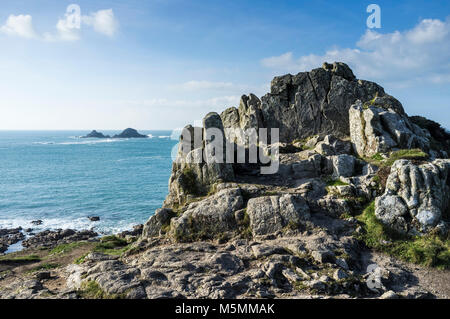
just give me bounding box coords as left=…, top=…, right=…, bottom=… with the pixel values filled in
left=1, top=62, right=449, bottom=299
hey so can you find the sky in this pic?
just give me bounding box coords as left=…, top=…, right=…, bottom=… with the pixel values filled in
left=0, top=0, right=449, bottom=130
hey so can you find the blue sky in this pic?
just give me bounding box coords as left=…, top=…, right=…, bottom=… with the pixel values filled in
left=0, top=0, right=449, bottom=130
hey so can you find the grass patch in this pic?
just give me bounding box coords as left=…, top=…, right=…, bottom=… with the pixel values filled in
left=93, top=236, right=131, bottom=256
left=27, top=263, right=60, bottom=273
left=356, top=202, right=450, bottom=269
left=50, top=241, right=90, bottom=255
left=180, top=166, right=201, bottom=196
left=326, top=179, right=349, bottom=187
left=74, top=253, right=89, bottom=265
left=262, top=191, right=279, bottom=196
left=0, top=254, right=41, bottom=263
left=78, top=280, right=125, bottom=299
left=384, top=149, right=428, bottom=166
left=363, top=148, right=428, bottom=168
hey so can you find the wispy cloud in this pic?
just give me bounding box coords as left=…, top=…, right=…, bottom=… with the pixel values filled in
left=0, top=14, right=37, bottom=39
left=261, top=17, right=450, bottom=87
left=1, top=8, right=119, bottom=42
left=82, top=9, right=119, bottom=37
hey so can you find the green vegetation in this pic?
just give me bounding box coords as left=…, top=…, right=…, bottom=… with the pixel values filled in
left=356, top=202, right=450, bottom=269
left=362, top=149, right=428, bottom=192
left=262, top=191, right=280, bottom=196
left=50, top=241, right=90, bottom=255
left=371, top=153, right=384, bottom=161
left=326, top=179, right=349, bottom=187
left=365, top=149, right=428, bottom=168
left=29, top=263, right=59, bottom=273
left=78, top=280, right=125, bottom=299
left=93, top=235, right=131, bottom=256
left=74, top=253, right=89, bottom=265
left=180, top=167, right=201, bottom=196
left=0, top=254, right=41, bottom=263
left=384, top=149, right=428, bottom=166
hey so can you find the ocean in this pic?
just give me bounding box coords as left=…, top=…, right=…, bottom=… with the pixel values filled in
left=0, top=130, right=178, bottom=236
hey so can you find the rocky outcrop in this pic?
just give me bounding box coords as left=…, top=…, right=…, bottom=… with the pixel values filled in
left=164, top=113, right=235, bottom=207
left=169, top=188, right=244, bottom=241
left=22, top=229, right=98, bottom=249
left=81, top=130, right=110, bottom=138
left=112, top=128, right=147, bottom=138
left=375, top=159, right=450, bottom=235
left=0, top=228, right=25, bottom=253
left=247, top=194, right=310, bottom=236
left=260, top=62, right=385, bottom=143
left=314, top=135, right=352, bottom=156
left=349, top=100, right=432, bottom=158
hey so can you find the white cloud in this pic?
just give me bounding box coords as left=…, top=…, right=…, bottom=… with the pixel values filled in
left=82, top=9, right=118, bottom=37
left=1, top=8, right=118, bottom=41
left=54, top=16, right=80, bottom=41
left=0, top=14, right=36, bottom=39
left=261, top=17, right=450, bottom=87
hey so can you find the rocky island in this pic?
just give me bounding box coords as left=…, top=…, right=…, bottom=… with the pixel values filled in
left=1, top=62, right=449, bottom=299
left=81, top=128, right=148, bottom=139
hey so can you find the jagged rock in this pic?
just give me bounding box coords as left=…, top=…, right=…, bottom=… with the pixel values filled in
left=82, top=130, right=110, bottom=138
left=349, top=100, right=430, bottom=157
left=375, top=159, right=450, bottom=234
left=311, top=250, right=335, bottom=264
left=221, top=94, right=264, bottom=145
left=164, top=114, right=235, bottom=208
left=142, top=208, right=174, bottom=238
left=22, top=229, right=98, bottom=249
left=330, top=154, right=356, bottom=178
left=169, top=188, right=244, bottom=241
left=261, top=62, right=385, bottom=143
left=333, top=269, right=349, bottom=280
left=247, top=194, right=310, bottom=235
left=314, top=135, right=352, bottom=156
left=410, top=116, right=450, bottom=156
left=380, top=290, right=399, bottom=299
left=315, top=196, right=352, bottom=217
left=113, top=128, right=147, bottom=138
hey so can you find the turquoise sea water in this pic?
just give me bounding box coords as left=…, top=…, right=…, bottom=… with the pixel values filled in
left=0, top=131, right=178, bottom=235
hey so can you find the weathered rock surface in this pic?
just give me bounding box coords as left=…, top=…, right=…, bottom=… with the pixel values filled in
left=247, top=194, right=310, bottom=236
left=0, top=228, right=25, bottom=253
left=260, top=62, right=385, bottom=143
left=170, top=188, right=244, bottom=241
left=375, top=159, right=450, bottom=235
left=349, top=100, right=432, bottom=158
left=164, top=114, right=235, bottom=207
left=22, top=229, right=98, bottom=249
left=314, top=135, right=352, bottom=156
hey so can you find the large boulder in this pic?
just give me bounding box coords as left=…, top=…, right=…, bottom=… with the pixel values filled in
left=260, top=62, right=385, bottom=143
left=314, top=135, right=352, bottom=156
left=164, top=114, right=235, bottom=207
left=349, top=100, right=430, bottom=158
left=169, top=188, right=244, bottom=241
left=220, top=94, right=264, bottom=145
left=247, top=194, right=310, bottom=235
left=375, top=159, right=450, bottom=235
left=142, top=208, right=175, bottom=238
